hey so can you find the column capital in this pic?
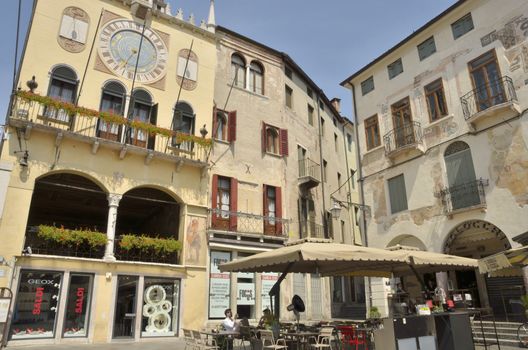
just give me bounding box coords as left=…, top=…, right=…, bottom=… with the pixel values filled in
left=107, top=193, right=122, bottom=207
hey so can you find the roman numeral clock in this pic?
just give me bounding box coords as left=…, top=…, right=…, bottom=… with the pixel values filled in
left=98, top=19, right=168, bottom=84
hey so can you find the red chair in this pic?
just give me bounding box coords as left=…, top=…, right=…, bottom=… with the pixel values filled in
left=336, top=325, right=368, bottom=350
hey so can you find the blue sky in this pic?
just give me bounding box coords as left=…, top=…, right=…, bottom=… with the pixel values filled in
left=0, top=0, right=457, bottom=121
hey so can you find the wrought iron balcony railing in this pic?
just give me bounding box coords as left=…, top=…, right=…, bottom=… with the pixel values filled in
left=383, top=121, right=423, bottom=155
left=437, top=178, right=489, bottom=214
left=23, top=227, right=105, bottom=259
left=460, top=76, right=517, bottom=121
left=208, top=208, right=289, bottom=238
left=299, top=220, right=325, bottom=239
left=10, top=95, right=209, bottom=163
left=298, top=158, right=321, bottom=183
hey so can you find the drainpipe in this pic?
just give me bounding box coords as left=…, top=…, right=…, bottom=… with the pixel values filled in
left=341, top=120, right=356, bottom=245
left=316, top=90, right=327, bottom=238
left=350, top=83, right=372, bottom=314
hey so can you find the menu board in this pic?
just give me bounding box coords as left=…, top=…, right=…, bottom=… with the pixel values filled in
left=209, top=251, right=231, bottom=318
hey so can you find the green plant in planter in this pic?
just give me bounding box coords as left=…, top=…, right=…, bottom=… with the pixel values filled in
left=37, top=225, right=107, bottom=248
left=119, top=235, right=182, bottom=255
left=368, top=306, right=381, bottom=319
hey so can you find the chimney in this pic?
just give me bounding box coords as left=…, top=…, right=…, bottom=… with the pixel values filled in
left=331, top=98, right=341, bottom=113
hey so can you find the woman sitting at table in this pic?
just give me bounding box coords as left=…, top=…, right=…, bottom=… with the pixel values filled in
left=257, top=308, right=273, bottom=329
left=222, top=308, right=240, bottom=332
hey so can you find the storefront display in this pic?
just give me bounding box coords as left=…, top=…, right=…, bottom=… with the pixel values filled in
left=261, top=273, right=278, bottom=310
left=11, top=270, right=62, bottom=339
left=141, top=278, right=180, bottom=337
left=63, top=274, right=93, bottom=337
left=209, top=251, right=231, bottom=318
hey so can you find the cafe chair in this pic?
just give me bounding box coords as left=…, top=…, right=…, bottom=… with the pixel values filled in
left=237, top=325, right=258, bottom=350
left=183, top=328, right=197, bottom=350
left=337, top=325, right=368, bottom=350
left=260, top=329, right=288, bottom=350
left=309, top=327, right=334, bottom=350
left=192, top=330, right=219, bottom=350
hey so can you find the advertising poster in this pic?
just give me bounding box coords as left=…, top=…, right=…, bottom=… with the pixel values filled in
left=209, top=251, right=231, bottom=318
left=237, top=283, right=255, bottom=306
left=261, top=273, right=278, bottom=310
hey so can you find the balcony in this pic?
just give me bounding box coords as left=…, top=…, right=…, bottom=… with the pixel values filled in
left=383, top=121, right=425, bottom=159
left=207, top=209, right=288, bottom=245
left=299, top=220, right=326, bottom=239
left=437, top=178, right=489, bottom=216
left=298, top=158, right=321, bottom=189
left=461, top=76, right=520, bottom=125
left=9, top=93, right=210, bottom=167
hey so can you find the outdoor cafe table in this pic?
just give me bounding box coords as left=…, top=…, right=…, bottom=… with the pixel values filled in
left=201, top=330, right=240, bottom=350
left=280, top=331, right=319, bottom=350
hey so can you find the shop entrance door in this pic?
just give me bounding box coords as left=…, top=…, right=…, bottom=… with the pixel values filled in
left=113, top=276, right=138, bottom=339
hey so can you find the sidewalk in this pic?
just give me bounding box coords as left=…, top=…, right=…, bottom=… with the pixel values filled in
left=5, top=338, right=187, bottom=350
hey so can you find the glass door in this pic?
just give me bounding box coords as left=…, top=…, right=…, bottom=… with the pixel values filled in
left=391, top=97, right=414, bottom=148
left=113, top=276, right=138, bottom=339
left=469, top=50, right=505, bottom=111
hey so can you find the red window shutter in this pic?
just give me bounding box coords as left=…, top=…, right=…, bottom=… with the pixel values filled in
left=212, top=106, right=218, bottom=139
left=275, top=186, right=282, bottom=234
left=228, top=111, right=237, bottom=142
left=261, top=122, right=267, bottom=153
left=280, top=129, right=289, bottom=156
left=229, top=177, right=238, bottom=231
left=211, top=174, right=219, bottom=228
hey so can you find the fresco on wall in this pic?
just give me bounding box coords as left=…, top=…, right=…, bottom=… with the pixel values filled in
left=184, top=216, right=207, bottom=266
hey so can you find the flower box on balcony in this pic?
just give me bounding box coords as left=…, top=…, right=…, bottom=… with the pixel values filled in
left=37, top=225, right=107, bottom=248
left=116, top=235, right=181, bottom=264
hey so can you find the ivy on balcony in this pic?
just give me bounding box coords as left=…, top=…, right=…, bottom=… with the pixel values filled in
left=37, top=225, right=107, bottom=248
left=118, top=234, right=182, bottom=254
left=16, top=90, right=213, bottom=148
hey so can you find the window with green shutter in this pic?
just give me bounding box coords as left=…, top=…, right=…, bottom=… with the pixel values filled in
left=417, top=36, right=436, bottom=61
left=388, top=58, right=404, bottom=79
left=388, top=174, right=408, bottom=214
left=451, top=13, right=474, bottom=40
left=361, top=76, right=375, bottom=95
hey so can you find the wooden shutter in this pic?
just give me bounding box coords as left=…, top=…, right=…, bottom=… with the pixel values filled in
left=275, top=186, right=282, bottom=234
left=445, top=148, right=478, bottom=209
left=212, top=106, right=218, bottom=139
left=388, top=175, right=408, bottom=214
left=261, top=122, right=267, bottom=153
left=148, top=103, right=158, bottom=150
left=263, top=184, right=268, bottom=217
left=280, top=129, right=289, bottom=156
left=229, top=177, right=238, bottom=231
left=228, top=111, right=237, bottom=142
left=211, top=174, right=219, bottom=227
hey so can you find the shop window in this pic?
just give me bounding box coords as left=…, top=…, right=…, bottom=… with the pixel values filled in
left=231, top=53, right=246, bottom=88
left=365, top=115, right=380, bottom=150
left=332, top=276, right=344, bottom=303
left=425, top=79, right=448, bottom=122
left=213, top=108, right=236, bottom=143
left=452, top=13, right=474, bottom=40
left=11, top=270, right=63, bottom=340
left=211, top=175, right=238, bottom=231
left=237, top=253, right=255, bottom=319
left=262, top=123, right=288, bottom=156
left=113, top=275, right=138, bottom=338
left=263, top=185, right=282, bottom=235
left=141, top=278, right=181, bottom=337
left=63, top=274, right=93, bottom=338
left=388, top=174, right=408, bottom=214
left=209, top=251, right=232, bottom=318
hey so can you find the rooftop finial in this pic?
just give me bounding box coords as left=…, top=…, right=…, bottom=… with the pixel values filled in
left=207, top=0, right=216, bottom=32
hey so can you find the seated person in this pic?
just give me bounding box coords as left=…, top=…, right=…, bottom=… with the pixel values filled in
left=257, top=308, right=273, bottom=329
left=222, top=308, right=240, bottom=332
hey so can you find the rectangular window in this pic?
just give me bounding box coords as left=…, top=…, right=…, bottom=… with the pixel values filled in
left=113, top=275, right=138, bottom=338
left=332, top=276, right=344, bottom=303
left=11, top=270, right=63, bottom=340
left=310, top=274, right=322, bottom=319
left=323, top=160, right=327, bottom=183
left=293, top=274, right=307, bottom=320
left=285, top=85, right=293, bottom=108
left=452, top=13, right=474, bottom=40
left=319, top=100, right=325, bottom=111
left=341, top=220, right=346, bottom=243
left=236, top=253, right=255, bottom=319
left=320, top=118, right=325, bottom=136
left=334, top=133, right=338, bottom=152
left=307, top=87, right=313, bottom=99
left=218, top=176, right=231, bottom=217
left=285, top=67, right=293, bottom=79
left=417, top=36, right=436, bottom=61
left=308, top=105, right=314, bottom=126
left=425, top=79, right=448, bottom=122
left=209, top=251, right=231, bottom=318
left=142, top=278, right=181, bottom=337
left=337, top=172, right=342, bottom=193
left=263, top=185, right=282, bottom=236
left=214, top=109, right=237, bottom=143
left=346, top=133, right=353, bottom=151
left=364, top=115, right=380, bottom=150
left=63, top=274, right=94, bottom=338
left=263, top=123, right=288, bottom=156
left=350, top=169, right=356, bottom=189
left=468, top=50, right=503, bottom=111
left=387, top=58, right=404, bottom=79
left=361, top=76, right=374, bottom=95
left=388, top=174, right=408, bottom=214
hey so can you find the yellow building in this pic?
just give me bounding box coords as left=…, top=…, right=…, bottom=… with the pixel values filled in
left=1, top=0, right=216, bottom=344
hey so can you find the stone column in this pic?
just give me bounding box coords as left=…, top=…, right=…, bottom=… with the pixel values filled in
left=245, top=65, right=250, bottom=90
left=104, top=194, right=122, bottom=262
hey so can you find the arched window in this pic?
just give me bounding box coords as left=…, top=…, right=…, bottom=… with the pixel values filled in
left=215, top=111, right=227, bottom=141
left=231, top=53, right=246, bottom=88
left=129, top=89, right=155, bottom=148
left=266, top=127, right=279, bottom=154
left=172, top=102, right=195, bottom=150
left=46, top=65, right=78, bottom=123
left=444, top=141, right=479, bottom=210
left=249, top=61, right=264, bottom=94
left=98, top=81, right=126, bottom=141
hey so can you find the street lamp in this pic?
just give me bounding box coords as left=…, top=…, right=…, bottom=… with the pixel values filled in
left=330, top=197, right=370, bottom=219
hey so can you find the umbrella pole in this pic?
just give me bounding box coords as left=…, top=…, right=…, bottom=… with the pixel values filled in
left=269, top=263, right=293, bottom=317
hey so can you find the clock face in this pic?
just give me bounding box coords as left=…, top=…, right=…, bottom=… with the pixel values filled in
left=99, top=19, right=168, bottom=83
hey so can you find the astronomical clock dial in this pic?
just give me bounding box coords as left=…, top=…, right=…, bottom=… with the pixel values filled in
left=98, top=19, right=168, bottom=83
